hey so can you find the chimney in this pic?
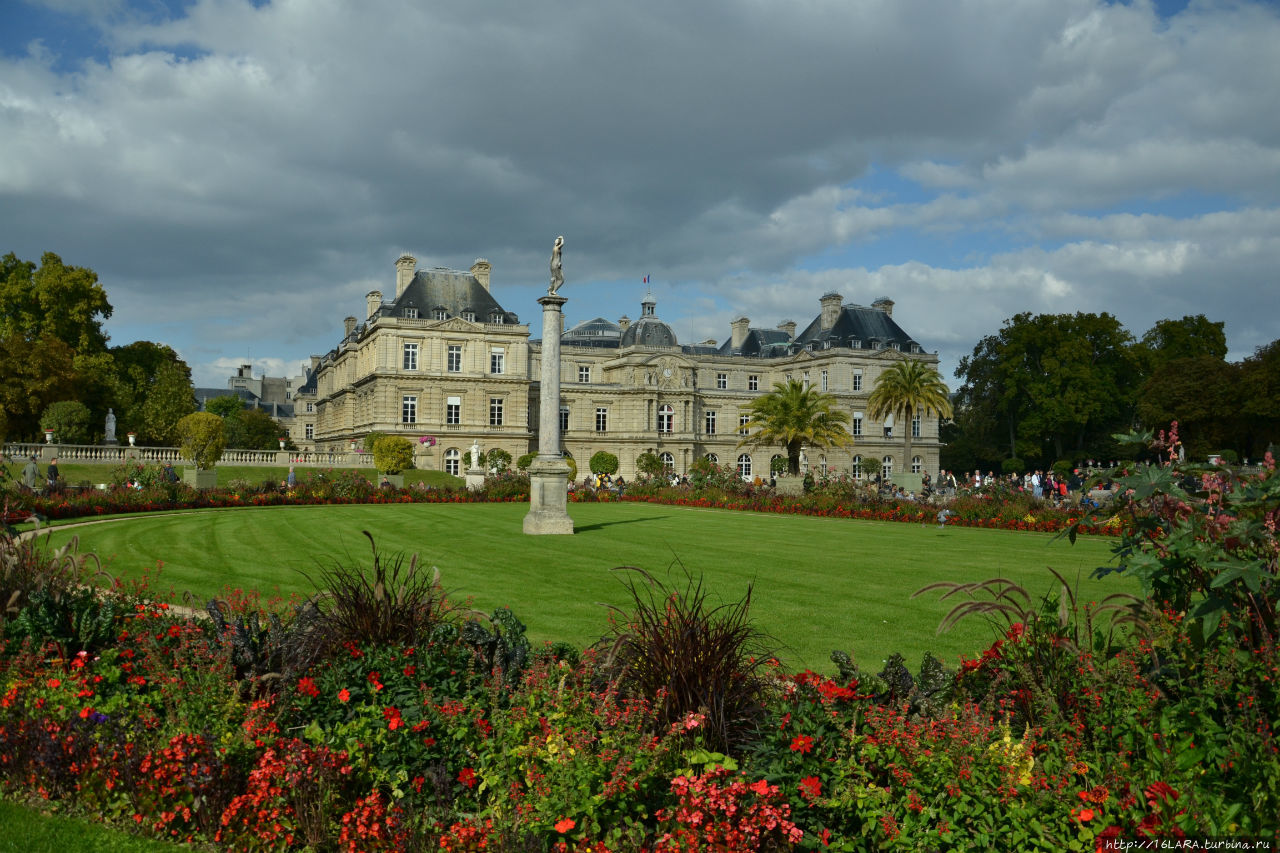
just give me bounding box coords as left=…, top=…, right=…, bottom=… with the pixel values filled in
left=343, top=316, right=357, bottom=338
left=395, top=254, right=416, bottom=299
left=820, top=292, right=843, bottom=331
left=470, top=258, right=491, bottom=292
left=872, top=296, right=894, bottom=317
left=777, top=320, right=796, bottom=339
left=618, top=314, right=631, bottom=333
left=309, top=355, right=320, bottom=371
left=730, top=317, right=750, bottom=350
left=366, top=290, right=383, bottom=320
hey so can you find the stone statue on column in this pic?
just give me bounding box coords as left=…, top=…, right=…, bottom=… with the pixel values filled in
left=548, top=236, right=565, bottom=295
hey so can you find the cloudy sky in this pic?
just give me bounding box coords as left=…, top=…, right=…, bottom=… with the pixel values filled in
left=1, top=0, right=1277, bottom=389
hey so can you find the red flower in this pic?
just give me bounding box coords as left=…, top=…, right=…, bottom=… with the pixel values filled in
left=554, top=817, right=575, bottom=833
left=798, top=776, right=822, bottom=800
left=383, top=707, right=403, bottom=731
left=790, top=734, right=815, bottom=754
left=296, top=677, right=320, bottom=698
left=338, top=688, right=351, bottom=703
left=79, top=706, right=94, bottom=719
left=457, top=767, right=477, bottom=789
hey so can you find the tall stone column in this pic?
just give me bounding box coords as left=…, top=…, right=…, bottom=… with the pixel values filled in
left=524, top=293, right=574, bottom=535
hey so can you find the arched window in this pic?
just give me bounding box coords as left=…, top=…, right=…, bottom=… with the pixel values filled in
left=659, top=452, right=675, bottom=472
left=657, top=404, right=674, bottom=434
left=445, top=448, right=461, bottom=476
left=770, top=454, right=783, bottom=475
left=882, top=455, right=894, bottom=479
left=912, top=455, right=922, bottom=474
left=853, top=454, right=863, bottom=479
left=705, top=453, right=719, bottom=464
left=738, top=454, right=753, bottom=479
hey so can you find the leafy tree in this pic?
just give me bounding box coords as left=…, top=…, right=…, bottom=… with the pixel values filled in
left=1237, top=339, right=1280, bottom=459
left=1136, top=355, right=1238, bottom=459
left=589, top=451, right=619, bottom=475
left=955, top=312, right=1140, bottom=465
left=372, top=435, right=414, bottom=474
left=866, top=357, right=953, bottom=475
left=635, top=450, right=664, bottom=479
left=39, top=401, right=92, bottom=444
left=227, top=407, right=285, bottom=450
left=1136, top=315, right=1227, bottom=372
left=176, top=412, right=226, bottom=470
left=0, top=251, right=112, bottom=353
left=0, top=335, right=78, bottom=439
left=111, top=342, right=196, bottom=444
left=737, top=379, right=852, bottom=476
left=205, top=395, right=245, bottom=419
left=486, top=448, right=512, bottom=473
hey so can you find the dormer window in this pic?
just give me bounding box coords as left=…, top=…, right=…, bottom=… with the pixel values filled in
left=462, top=311, right=476, bottom=322
left=403, top=307, right=419, bottom=319
left=850, top=338, right=861, bottom=349
left=490, top=313, right=504, bottom=325
left=433, top=308, right=447, bottom=321
left=889, top=341, right=900, bottom=351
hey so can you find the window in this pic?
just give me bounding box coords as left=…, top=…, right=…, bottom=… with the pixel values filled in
left=402, top=395, right=417, bottom=424
left=404, top=307, right=419, bottom=319
left=403, top=343, right=418, bottom=370
left=559, top=406, right=569, bottom=432
left=852, top=370, right=862, bottom=392
left=305, top=402, right=314, bottom=413
left=446, top=396, right=461, bottom=425
left=433, top=308, right=447, bottom=320
left=716, top=373, right=727, bottom=390
left=595, top=407, right=608, bottom=432
left=490, top=313, right=504, bottom=324
left=659, top=452, right=675, bottom=472
left=706, top=453, right=718, bottom=464
left=445, top=448, right=460, bottom=475
left=737, top=454, right=752, bottom=479
left=912, top=414, right=921, bottom=438
left=912, top=455, right=922, bottom=474
left=852, top=412, right=863, bottom=436
left=739, top=414, right=750, bottom=436
left=853, top=454, right=862, bottom=480
left=447, top=345, right=462, bottom=373
left=748, top=374, right=758, bottom=391
left=851, top=338, right=861, bottom=349
left=305, top=423, right=314, bottom=440
left=578, top=365, right=591, bottom=383
left=489, top=397, right=504, bottom=427
left=657, top=404, right=674, bottom=434
left=462, top=311, right=475, bottom=322
left=803, top=371, right=810, bottom=387
left=490, top=348, right=505, bottom=374
left=883, top=413, right=894, bottom=439
left=882, top=455, right=894, bottom=479
left=704, top=410, right=717, bottom=435
left=820, top=370, right=828, bottom=391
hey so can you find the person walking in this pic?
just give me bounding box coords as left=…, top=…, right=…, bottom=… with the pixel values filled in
left=22, top=456, right=39, bottom=491
left=46, top=457, right=60, bottom=493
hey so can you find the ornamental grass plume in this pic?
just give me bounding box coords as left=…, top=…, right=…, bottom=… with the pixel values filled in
left=593, top=565, right=776, bottom=753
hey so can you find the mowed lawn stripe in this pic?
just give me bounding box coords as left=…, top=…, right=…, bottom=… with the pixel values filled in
left=46, top=502, right=1125, bottom=672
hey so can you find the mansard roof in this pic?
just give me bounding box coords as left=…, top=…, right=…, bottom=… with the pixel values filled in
left=716, top=328, right=793, bottom=357
left=378, top=267, right=519, bottom=324
left=562, top=316, right=622, bottom=348
left=793, top=304, right=920, bottom=352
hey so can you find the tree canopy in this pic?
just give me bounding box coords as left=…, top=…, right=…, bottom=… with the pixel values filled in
left=0, top=251, right=112, bottom=353
left=738, top=379, right=852, bottom=476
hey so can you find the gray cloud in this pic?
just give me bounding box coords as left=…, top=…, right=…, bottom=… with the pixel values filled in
left=0, top=0, right=1276, bottom=387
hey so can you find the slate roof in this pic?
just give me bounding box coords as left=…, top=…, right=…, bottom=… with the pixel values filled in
left=562, top=317, right=622, bottom=348
left=375, top=268, right=519, bottom=324
left=792, top=304, right=921, bottom=352
left=716, top=328, right=794, bottom=358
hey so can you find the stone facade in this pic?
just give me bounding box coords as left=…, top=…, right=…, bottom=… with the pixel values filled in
left=303, top=257, right=944, bottom=481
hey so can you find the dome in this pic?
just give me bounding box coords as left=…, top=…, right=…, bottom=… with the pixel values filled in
left=619, top=291, right=678, bottom=348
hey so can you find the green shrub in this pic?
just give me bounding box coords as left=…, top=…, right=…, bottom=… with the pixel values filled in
left=372, top=435, right=414, bottom=475
left=1001, top=457, right=1024, bottom=475
left=516, top=452, right=535, bottom=470
left=589, top=451, right=619, bottom=475
left=1052, top=459, right=1072, bottom=479
left=486, top=448, right=512, bottom=473
left=635, top=451, right=663, bottom=479
left=176, top=412, right=226, bottom=470
left=1215, top=448, right=1239, bottom=464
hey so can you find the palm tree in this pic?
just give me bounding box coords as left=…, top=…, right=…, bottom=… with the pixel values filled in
left=866, top=357, right=953, bottom=476
left=738, top=379, right=853, bottom=475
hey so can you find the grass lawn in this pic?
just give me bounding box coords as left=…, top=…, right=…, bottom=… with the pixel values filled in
left=0, top=799, right=180, bottom=852
left=43, top=502, right=1127, bottom=673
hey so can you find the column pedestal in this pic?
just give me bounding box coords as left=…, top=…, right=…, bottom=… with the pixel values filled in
left=524, top=293, right=574, bottom=535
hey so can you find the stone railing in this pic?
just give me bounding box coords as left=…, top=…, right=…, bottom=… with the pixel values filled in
left=3, top=442, right=376, bottom=468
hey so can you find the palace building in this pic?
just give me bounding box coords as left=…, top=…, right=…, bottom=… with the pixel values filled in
left=301, top=254, right=944, bottom=480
